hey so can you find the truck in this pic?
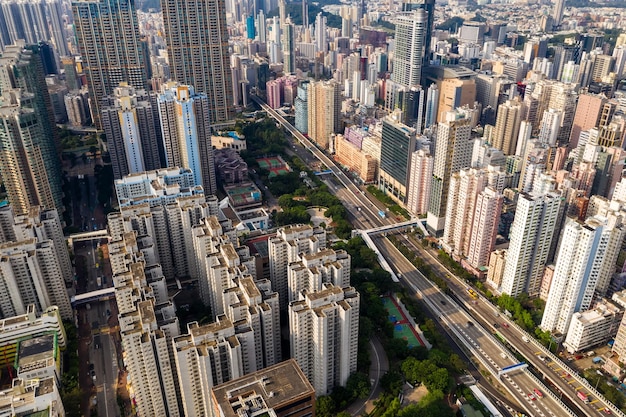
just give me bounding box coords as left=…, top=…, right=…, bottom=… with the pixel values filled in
left=577, top=391, right=589, bottom=403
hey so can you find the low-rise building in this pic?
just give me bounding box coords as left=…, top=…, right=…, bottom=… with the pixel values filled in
left=563, top=300, right=623, bottom=353
left=210, top=359, right=315, bottom=417
left=334, top=134, right=377, bottom=183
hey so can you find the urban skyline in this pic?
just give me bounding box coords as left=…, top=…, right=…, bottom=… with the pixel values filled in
left=4, top=0, right=626, bottom=415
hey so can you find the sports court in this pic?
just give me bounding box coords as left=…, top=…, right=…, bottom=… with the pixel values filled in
left=383, top=296, right=426, bottom=349
left=257, top=156, right=291, bottom=177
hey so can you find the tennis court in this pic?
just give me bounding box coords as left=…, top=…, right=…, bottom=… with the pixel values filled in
left=383, top=296, right=425, bottom=349
left=257, top=156, right=285, bottom=169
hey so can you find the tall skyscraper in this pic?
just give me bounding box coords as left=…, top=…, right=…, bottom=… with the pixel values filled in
left=401, top=0, right=435, bottom=68
left=101, top=84, right=163, bottom=180
left=541, top=216, right=624, bottom=335
left=289, top=283, right=359, bottom=396
left=0, top=43, right=63, bottom=214
left=158, top=83, right=217, bottom=195
left=426, top=109, right=473, bottom=235
left=314, top=13, right=327, bottom=54
left=552, top=0, right=565, bottom=30
left=392, top=10, right=428, bottom=88
left=283, top=22, right=295, bottom=74
left=161, top=0, right=234, bottom=123
left=491, top=99, right=522, bottom=156
left=499, top=192, right=562, bottom=297
left=72, top=0, right=148, bottom=128
left=0, top=0, right=69, bottom=57
left=379, top=111, right=417, bottom=203
left=307, top=80, right=340, bottom=150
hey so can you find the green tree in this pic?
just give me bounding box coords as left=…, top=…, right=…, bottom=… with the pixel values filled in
left=346, top=372, right=371, bottom=399
left=425, top=367, right=450, bottom=393
left=380, top=371, right=403, bottom=395
left=315, top=396, right=335, bottom=417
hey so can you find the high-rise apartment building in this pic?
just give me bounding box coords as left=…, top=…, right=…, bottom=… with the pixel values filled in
left=569, top=93, right=605, bottom=150
left=161, top=0, right=233, bottom=123
left=288, top=248, right=350, bottom=303
left=441, top=168, right=503, bottom=272
left=294, top=82, right=309, bottom=133
left=0, top=43, right=63, bottom=214
left=499, top=192, right=562, bottom=297
left=466, top=187, right=503, bottom=270
left=108, top=193, right=219, bottom=280
left=0, top=205, right=72, bottom=284
left=115, top=263, right=181, bottom=417
left=0, top=0, right=69, bottom=57
left=101, top=84, right=163, bottom=180
left=379, top=112, right=417, bottom=204
left=541, top=216, right=624, bottom=334
left=289, top=283, right=359, bottom=396
left=269, top=224, right=326, bottom=308
left=307, top=80, right=341, bottom=150
left=426, top=109, right=473, bottom=235
left=406, top=149, right=433, bottom=216
left=491, top=99, right=522, bottom=155
left=158, top=83, right=217, bottom=195
left=0, top=237, right=72, bottom=319
left=392, top=10, right=428, bottom=88
left=72, top=0, right=147, bottom=128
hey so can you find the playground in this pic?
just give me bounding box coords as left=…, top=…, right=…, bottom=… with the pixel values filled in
left=257, top=156, right=291, bottom=177
left=383, top=296, right=426, bottom=349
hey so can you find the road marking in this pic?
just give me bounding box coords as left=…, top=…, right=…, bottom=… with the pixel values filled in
left=535, top=351, right=542, bottom=355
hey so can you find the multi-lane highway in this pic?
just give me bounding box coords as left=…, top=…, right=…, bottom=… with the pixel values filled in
left=375, top=236, right=578, bottom=417
left=396, top=234, right=623, bottom=417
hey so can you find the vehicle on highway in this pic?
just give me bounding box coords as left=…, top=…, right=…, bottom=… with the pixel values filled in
left=501, top=322, right=509, bottom=328
left=467, top=321, right=474, bottom=326
left=528, top=393, right=536, bottom=401
left=538, top=355, right=546, bottom=362
left=494, top=323, right=499, bottom=328
left=440, top=300, right=446, bottom=305
left=603, top=408, right=612, bottom=414
left=522, top=336, right=530, bottom=342
left=533, top=388, right=543, bottom=398
left=500, top=352, right=507, bottom=359
left=577, top=391, right=590, bottom=403
left=467, top=288, right=479, bottom=299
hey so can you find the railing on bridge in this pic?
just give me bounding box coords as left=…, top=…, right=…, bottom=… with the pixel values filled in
left=71, top=288, right=115, bottom=306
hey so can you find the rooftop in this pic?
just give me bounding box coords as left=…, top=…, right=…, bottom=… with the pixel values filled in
left=212, top=359, right=314, bottom=417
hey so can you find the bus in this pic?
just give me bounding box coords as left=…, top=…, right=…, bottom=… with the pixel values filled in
left=467, top=288, right=479, bottom=299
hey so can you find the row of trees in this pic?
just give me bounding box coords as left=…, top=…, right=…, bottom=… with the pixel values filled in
left=366, top=186, right=410, bottom=219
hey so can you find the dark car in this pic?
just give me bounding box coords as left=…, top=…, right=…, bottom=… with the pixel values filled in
left=467, top=321, right=474, bottom=326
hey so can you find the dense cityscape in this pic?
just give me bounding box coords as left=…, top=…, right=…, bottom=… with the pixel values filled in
left=3, top=0, right=626, bottom=416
